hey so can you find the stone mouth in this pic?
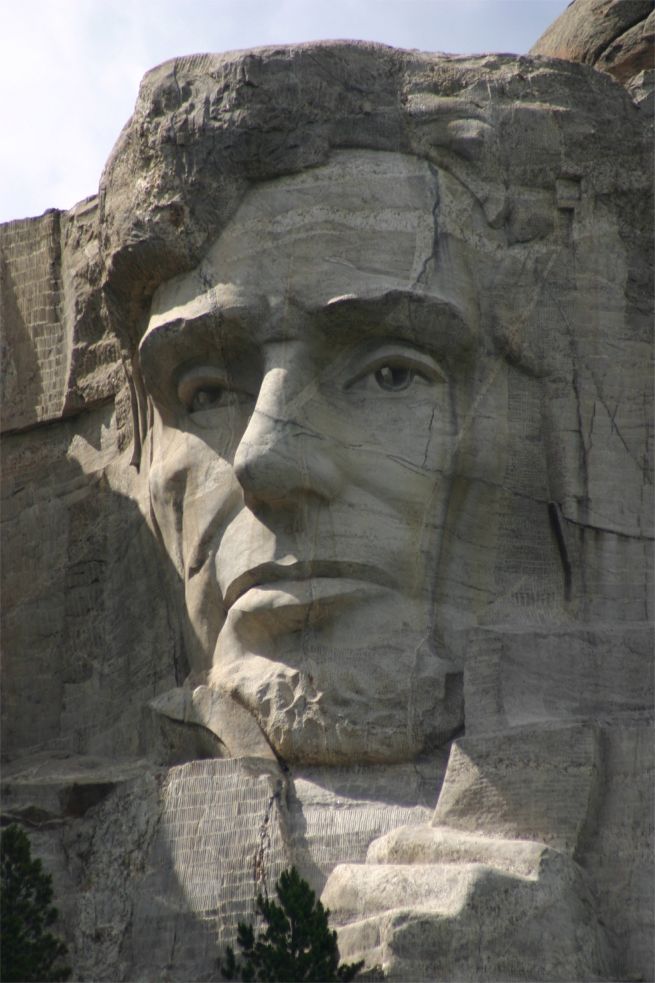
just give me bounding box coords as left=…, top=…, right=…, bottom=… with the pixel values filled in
left=223, top=560, right=397, bottom=610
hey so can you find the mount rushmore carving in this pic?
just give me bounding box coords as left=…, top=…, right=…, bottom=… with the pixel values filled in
left=2, top=6, right=653, bottom=979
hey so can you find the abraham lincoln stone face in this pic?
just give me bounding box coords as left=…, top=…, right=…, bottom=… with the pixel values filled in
left=138, top=150, right=497, bottom=764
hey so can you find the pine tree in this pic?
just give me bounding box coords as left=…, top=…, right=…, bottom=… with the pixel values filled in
left=0, top=824, right=70, bottom=982
left=220, top=867, right=363, bottom=982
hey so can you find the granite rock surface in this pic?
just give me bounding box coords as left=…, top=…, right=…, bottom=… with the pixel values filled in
left=530, top=0, right=654, bottom=85
left=1, top=31, right=652, bottom=983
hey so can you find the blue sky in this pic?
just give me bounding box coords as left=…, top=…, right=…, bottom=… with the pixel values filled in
left=0, top=0, right=569, bottom=223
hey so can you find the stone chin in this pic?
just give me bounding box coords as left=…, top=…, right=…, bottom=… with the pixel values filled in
left=208, top=645, right=464, bottom=766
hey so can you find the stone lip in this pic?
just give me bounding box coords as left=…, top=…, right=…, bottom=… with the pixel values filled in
left=223, top=559, right=397, bottom=610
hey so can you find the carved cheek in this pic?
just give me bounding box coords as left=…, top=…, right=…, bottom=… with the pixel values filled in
left=148, top=426, right=234, bottom=575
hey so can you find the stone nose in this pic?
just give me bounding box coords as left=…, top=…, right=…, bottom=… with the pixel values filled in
left=233, top=367, right=343, bottom=508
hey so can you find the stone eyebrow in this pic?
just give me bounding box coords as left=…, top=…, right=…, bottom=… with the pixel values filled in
left=311, top=290, right=475, bottom=355
left=138, top=305, right=258, bottom=407
left=143, top=277, right=278, bottom=354
left=140, top=308, right=218, bottom=356
left=319, top=290, right=468, bottom=322
left=140, top=296, right=259, bottom=359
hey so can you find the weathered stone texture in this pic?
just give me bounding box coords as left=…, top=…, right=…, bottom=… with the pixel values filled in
left=530, top=0, right=654, bottom=85
left=3, top=754, right=442, bottom=981
left=0, top=408, right=180, bottom=759
left=431, top=726, right=602, bottom=853
left=0, top=212, right=67, bottom=430
left=325, top=850, right=612, bottom=982
left=464, top=626, right=654, bottom=733
left=0, top=33, right=652, bottom=983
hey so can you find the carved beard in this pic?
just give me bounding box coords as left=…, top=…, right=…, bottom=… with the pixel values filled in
left=209, top=615, right=464, bottom=765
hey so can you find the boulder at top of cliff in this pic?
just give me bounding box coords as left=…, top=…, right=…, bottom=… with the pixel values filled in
left=530, top=0, right=654, bottom=85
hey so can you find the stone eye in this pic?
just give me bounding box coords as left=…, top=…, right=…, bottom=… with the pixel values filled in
left=374, top=365, right=414, bottom=391
left=190, top=386, right=224, bottom=412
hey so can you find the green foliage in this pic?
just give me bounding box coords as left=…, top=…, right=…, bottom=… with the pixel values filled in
left=1, top=824, right=70, bottom=982
left=220, top=867, right=363, bottom=982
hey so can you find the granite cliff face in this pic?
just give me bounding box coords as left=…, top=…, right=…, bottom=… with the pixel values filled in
left=530, top=0, right=654, bottom=87
left=1, top=16, right=653, bottom=983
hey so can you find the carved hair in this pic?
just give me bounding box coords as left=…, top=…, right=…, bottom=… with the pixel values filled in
left=99, top=42, right=609, bottom=357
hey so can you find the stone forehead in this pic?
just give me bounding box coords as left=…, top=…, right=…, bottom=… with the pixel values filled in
left=196, top=152, right=439, bottom=301
left=100, top=40, right=644, bottom=355
left=147, top=151, right=481, bottom=333
left=216, top=151, right=436, bottom=232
